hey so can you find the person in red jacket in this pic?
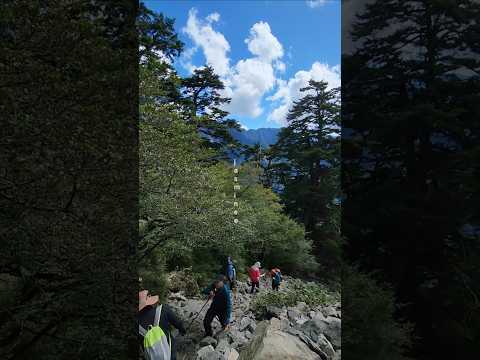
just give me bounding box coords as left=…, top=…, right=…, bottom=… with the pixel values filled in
left=248, top=261, right=263, bottom=294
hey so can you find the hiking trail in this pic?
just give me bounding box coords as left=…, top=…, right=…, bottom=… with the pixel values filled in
left=166, top=274, right=341, bottom=360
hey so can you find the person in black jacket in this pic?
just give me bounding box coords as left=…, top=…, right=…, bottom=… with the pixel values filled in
left=138, top=290, right=186, bottom=360
left=201, top=275, right=232, bottom=337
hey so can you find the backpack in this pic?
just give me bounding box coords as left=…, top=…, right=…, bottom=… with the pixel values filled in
left=274, top=271, right=282, bottom=285
left=139, top=305, right=171, bottom=360
left=227, top=262, right=235, bottom=280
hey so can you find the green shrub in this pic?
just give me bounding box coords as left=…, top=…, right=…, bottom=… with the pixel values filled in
left=342, top=265, right=413, bottom=360
left=252, top=279, right=337, bottom=317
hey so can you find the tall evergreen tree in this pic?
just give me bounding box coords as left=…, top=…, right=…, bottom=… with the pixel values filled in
left=181, top=66, right=241, bottom=152
left=271, top=80, right=341, bottom=280
left=138, top=2, right=183, bottom=63
left=343, top=1, right=480, bottom=358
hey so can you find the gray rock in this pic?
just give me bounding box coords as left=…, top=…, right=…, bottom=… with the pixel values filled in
left=226, top=348, right=240, bottom=360
left=287, top=309, right=301, bottom=322
left=238, top=321, right=319, bottom=360
left=239, top=316, right=256, bottom=333
left=323, top=306, right=340, bottom=318
left=296, top=301, right=309, bottom=313
left=317, top=334, right=336, bottom=359
left=196, top=345, right=217, bottom=360
left=285, top=328, right=331, bottom=360
left=299, top=316, right=341, bottom=350
left=227, top=328, right=249, bottom=346
left=215, top=338, right=230, bottom=353
left=200, top=336, right=218, bottom=348
left=168, top=292, right=187, bottom=302
left=265, top=305, right=283, bottom=319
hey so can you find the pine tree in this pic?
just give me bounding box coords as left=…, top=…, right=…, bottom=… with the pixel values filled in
left=271, top=80, right=341, bottom=280
left=343, top=1, right=480, bottom=358
left=181, top=66, right=241, bottom=152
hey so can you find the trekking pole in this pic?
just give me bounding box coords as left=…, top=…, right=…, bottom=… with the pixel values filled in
left=185, top=298, right=210, bottom=332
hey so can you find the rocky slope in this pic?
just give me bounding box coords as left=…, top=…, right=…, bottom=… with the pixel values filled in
left=167, top=277, right=341, bottom=360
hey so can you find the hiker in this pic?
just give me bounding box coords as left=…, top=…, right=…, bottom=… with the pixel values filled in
left=225, top=256, right=237, bottom=293
left=270, top=268, right=282, bottom=291
left=202, top=275, right=232, bottom=337
left=138, top=289, right=186, bottom=360
left=248, top=261, right=264, bottom=294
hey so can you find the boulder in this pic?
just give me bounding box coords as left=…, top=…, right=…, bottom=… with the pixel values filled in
left=322, top=306, right=340, bottom=319
left=323, top=317, right=341, bottom=349
left=227, top=328, right=249, bottom=347
left=239, top=321, right=320, bottom=360
left=288, top=308, right=310, bottom=325
left=299, top=316, right=341, bottom=350
left=226, top=348, right=240, bottom=360
left=287, top=309, right=301, bottom=322
left=200, top=336, right=218, bottom=348
left=239, top=316, right=256, bottom=333
left=196, top=345, right=220, bottom=360
left=285, top=328, right=334, bottom=360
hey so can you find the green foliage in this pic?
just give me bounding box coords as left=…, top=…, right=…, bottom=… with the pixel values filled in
left=269, top=80, right=341, bottom=281
left=343, top=1, right=480, bottom=357
left=1, top=1, right=138, bottom=358
left=181, top=65, right=241, bottom=152
left=137, top=5, right=320, bottom=307
left=138, top=2, right=183, bottom=62
left=252, top=279, right=337, bottom=316
left=342, top=266, right=413, bottom=360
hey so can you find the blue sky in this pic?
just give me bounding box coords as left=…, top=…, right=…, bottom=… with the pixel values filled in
left=144, top=0, right=341, bottom=129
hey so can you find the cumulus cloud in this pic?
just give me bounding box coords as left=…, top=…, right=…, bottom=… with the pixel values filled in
left=245, top=21, right=283, bottom=62
left=222, top=21, right=285, bottom=117
left=306, top=0, right=327, bottom=8
left=183, top=8, right=231, bottom=76
left=181, top=9, right=340, bottom=126
left=267, top=62, right=340, bottom=125
left=223, top=58, right=277, bottom=117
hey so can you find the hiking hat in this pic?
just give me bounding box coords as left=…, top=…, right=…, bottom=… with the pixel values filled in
left=139, top=290, right=159, bottom=311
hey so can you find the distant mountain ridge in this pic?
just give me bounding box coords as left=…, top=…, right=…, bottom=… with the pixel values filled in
left=230, top=127, right=281, bottom=148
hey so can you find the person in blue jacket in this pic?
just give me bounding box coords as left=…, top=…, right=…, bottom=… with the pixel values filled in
left=202, top=275, right=232, bottom=337
left=226, top=256, right=237, bottom=292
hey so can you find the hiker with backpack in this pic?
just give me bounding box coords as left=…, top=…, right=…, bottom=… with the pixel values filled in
left=248, top=261, right=264, bottom=294
left=202, top=275, right=232, bottom=337
left=270, top=268, right=283, bottom=291
left=138, top=289, right=186, bottom=360
left=225, top=256, right=237, bottom=293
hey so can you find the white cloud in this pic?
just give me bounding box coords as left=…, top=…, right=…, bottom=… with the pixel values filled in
left=223, top=58, right=277, bottom=117
left=222, top=21, right=284, bottom=118
left=267, top=62, right=340, bottom=125
left=206, top=12, right=220, bottom=23
left=245, top=21, right=283, bottom=62
left=306, top=0, right=327, bottom=8
left=181, top=10, right=341, bottom=128
left=183, top=8, right=231, bottom=76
